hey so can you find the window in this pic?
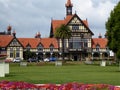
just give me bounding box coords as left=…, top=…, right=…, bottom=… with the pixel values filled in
left=10, top=48, right=13, bottom=58
left=106, top=47, right=109, bottom=51
left=26, top=45, right=31, bottom=51
left=84, top=42, right=88, bottom=48
left=50, top=45, right=54, bottom=52
left=37, top=44, right=43, bottom=52
left=73, top=42, right=82, bottom=49
left=69, top=37, right=83, bottom=49
left=72, top=25, right=79, bottom=30
left=96, top=44, right=100, bottom=52
left=16, top=48, right=20, bottom=57
left=69, top=37, right=88, bottom=50
left=67, top=7, right=72, bottom=14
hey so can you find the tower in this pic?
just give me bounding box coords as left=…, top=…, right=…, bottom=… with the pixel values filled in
left=65, top=0, right=73, bottom=15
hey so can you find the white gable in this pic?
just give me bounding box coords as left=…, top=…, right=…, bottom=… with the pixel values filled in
left=68, top=16, right=89, bottom=33
left=9, top=39, right=21, bottom=47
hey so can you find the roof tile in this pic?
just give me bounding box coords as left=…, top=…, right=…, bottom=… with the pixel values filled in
left=18, top=38, right=58, bottom=48
left=92, top=38, right=108, bottom=48
left=0, top=35, right=13, bottom=47
left=51, top=14, right=89, bottom=34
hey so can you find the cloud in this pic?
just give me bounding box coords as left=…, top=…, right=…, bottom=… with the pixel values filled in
left=73, top=0, right=119, bottom=37
left=0, top=0, right=119, bottom=38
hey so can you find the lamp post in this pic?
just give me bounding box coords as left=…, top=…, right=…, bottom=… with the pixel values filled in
left=59, top=51, right=62, bottom=60
left=100, top=52, right=102, bottom=60
left=36, top=52, right=38, bottom=60
left=92, top=52, right=94, bottom=61
left=43, top=52, right=46, bottom=61
left=107, top=51, right=110, bottom=60
left=107, top=48, right=110, bottom=65
left=50, top=52, right=53, bottom=58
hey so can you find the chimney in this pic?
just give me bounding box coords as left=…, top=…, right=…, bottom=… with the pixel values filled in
left=98, top=33, right=102, bottom=38
left=35, top=32, right=41, bottom=38
left=12, top=30, right=16, bottom=38
left=7, top=25, right=12, bottom=35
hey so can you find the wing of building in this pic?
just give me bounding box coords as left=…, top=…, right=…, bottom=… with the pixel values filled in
left=0, top=0, right=112, bottom=61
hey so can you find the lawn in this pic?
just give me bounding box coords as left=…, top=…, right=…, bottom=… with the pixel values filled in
left=0, top=62, right=120, bottom=85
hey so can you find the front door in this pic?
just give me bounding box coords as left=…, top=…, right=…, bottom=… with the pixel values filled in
left=74, top=55, right=78, bottom=61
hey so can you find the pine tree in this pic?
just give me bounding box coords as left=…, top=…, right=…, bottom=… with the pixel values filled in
left=106, top=1, right=120, bottom=58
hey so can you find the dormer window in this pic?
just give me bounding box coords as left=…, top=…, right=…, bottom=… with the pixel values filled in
left=50, top=44, right=54, bottom=52
left=26, top=44, right=31, bottom=51
left=106, top=47, right=109, bottom=53
left=37, top=44, right=43, bottom=52
left=96, top=44, right=100, bottom=52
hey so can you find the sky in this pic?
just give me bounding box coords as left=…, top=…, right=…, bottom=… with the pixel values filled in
left=0, top=0, right=119, bottom=38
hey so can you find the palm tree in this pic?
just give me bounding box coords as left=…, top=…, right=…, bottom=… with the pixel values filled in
left=54, top=24, right=72, bottom=60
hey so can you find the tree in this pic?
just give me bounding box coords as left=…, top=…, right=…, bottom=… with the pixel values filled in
left=23, top=50, right=36, bottom=60
left=54, top=24, right=72, bottom=60
left=106, top=1, right=120, bottom=59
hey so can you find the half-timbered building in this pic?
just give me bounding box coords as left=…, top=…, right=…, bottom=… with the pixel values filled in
left=0, top=0, right=111, bottom=61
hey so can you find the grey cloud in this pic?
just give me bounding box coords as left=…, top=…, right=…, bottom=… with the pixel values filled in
left=0, top=0, right=119, bottom=38
left=91, top=0, right=119, bottom=7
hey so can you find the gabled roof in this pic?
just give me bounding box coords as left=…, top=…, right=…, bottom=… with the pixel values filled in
left=40, top=38, right=58, bottom=48
left=92, top=38, right=108, bottom=48
left=18, top=38, right=58, bottom=49
left=0, top=35, right=14, bottom=47
left=18, top=38, right=39, bottom=48
left=51, top=15, right=74, bottom=34
left=51, top=14, right=93, bottom=35
left=0, top=35, right=58, bottom=49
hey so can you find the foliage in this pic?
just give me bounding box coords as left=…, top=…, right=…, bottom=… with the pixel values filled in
left=23, top=50, right=36, bottom=60
left=54, top=24, right=72, bottom=39
left=0, top=81, right=37, bottom=89
left=106, top=1, right=120, bottom=58
left=0, top=81, right=118, bottom=90
left=54, top=24, right=72, bottom=60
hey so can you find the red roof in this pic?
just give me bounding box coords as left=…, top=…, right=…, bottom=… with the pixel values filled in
left=83, top=20, right=89, bottom=27
left=0, top=35, right=58, bottom=49
left=0, top=35, right=108, bottom=49
left=52, top=20, right=65, bottom=34
left=92, top=38, right=108, bottom=48
left=0, top=35, right=13, bottom=47
left=18, top=38, right=58, bottom=48
left=51, top=14, right=89, bottom=34
left=40, top=38, right=58, bottom=48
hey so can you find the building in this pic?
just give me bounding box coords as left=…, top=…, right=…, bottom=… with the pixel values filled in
left=0, top=0, right=111, bottom=61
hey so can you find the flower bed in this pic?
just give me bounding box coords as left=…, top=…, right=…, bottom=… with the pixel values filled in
left=0, top=81, right=120, bottom=90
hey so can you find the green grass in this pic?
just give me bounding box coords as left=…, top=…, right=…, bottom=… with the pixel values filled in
left=0, top=62, right=120, bottom=85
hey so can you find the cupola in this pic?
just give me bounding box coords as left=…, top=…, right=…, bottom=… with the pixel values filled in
left=65, top=0, right=73, bottom=16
